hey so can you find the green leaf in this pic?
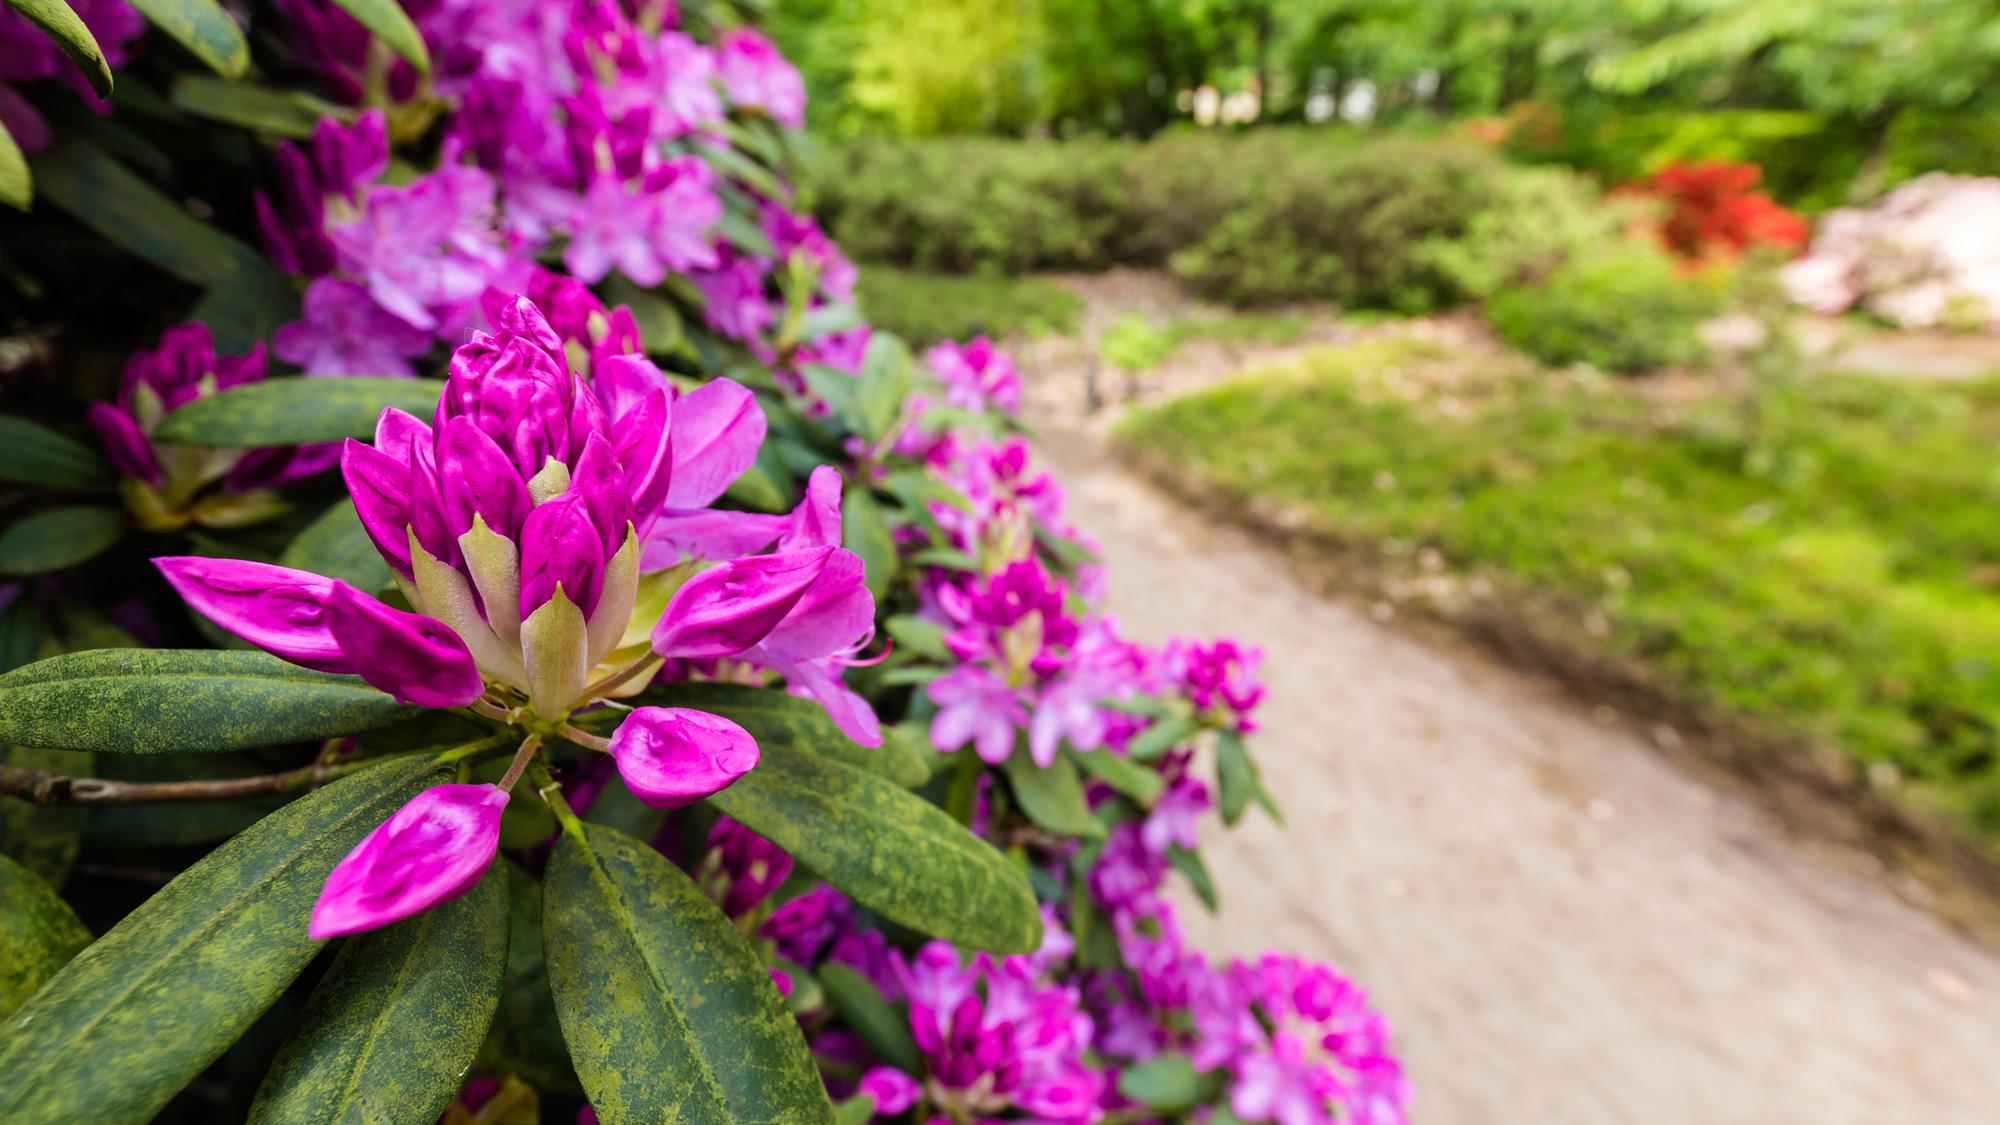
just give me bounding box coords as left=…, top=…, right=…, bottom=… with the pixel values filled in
left=722, top=457, right=791, bottom=514
left=124, top=0, right=248, bottom=77
left=883, top=615, right=947, bottom=661
left=282, top=499, right=394, bottom=593
left=710, top=734, right=1042, bottom=953
left=833, top=1094, right=877, bottom=1125
left=799, top=302, right=863, bottom=341
left=250, top=866, right=507, bottom=1124
left=30, top=138, right=269, bottom=286
left=0, top=415, right=113, bottom=488
left=852, top=333, right=913, bottom=444
left=0, top=746, right=90, bottom=883
left=190, top=263, right=301, bottom=353
left=1116, top=1052, right=1217, bottom=1112
left=0, top=649, right=420, bottom=753
left=154, top=378, right=446, bottom=446
left=4, top=0, right=113, bottom=98
left=634, top=682, right=929, bottom=788
left=542, top=823, right=832, bottom=1125
left=0, top=757, right=446, bottom=1124
left=1003, top=749, right=1103, bottom=838
left=169, top=74, right=347, bottom=139
left=323, top=0, right=429, bottom=73
left=478, top=863, right=582, bottom=1097
left=0, top=506, right=121, bottom=576
left=816, top=963, right=920, bottom=1074
left=1215, top=728, right=1279, bottom=826
left=1126, top=714, right=1200, bottom=762
left=1071, top=748, right=1164, bottom=805
left=0, top=115, right=28, bottom=210
left=0, top=852, right=91, bottom=1019
left=841, top=486, right=898, bottom=603
left=1166, top=844, right=1218, bottom=913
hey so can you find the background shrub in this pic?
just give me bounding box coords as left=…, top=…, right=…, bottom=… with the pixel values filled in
left=1488, top=243, right=1720, bottom=373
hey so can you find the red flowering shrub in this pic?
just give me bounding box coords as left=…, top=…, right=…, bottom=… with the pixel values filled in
left=1636, top=160, right=1810, bottom=264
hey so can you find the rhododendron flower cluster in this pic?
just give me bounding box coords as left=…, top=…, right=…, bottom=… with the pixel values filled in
left=1783, top=174, right=2000, bottom=330
left=89, top=323, right=339, bottom=530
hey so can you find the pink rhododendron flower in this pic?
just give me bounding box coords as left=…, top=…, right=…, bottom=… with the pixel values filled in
left=607, top=706, right=759, bottom=808
left=926, top=337, right=1021, bottom=415
left=274, top=278, right=435, bottom=376
left=716, top=28, right=805, bottom=128
left=310, top=783, right=507, bottom=938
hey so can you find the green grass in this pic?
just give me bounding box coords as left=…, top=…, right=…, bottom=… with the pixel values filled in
left=1101, top=311, right=1315, bottom=373
left=855, top=264, right=1083, bottom=346
left=1121, top=338, right=2000, bottom=849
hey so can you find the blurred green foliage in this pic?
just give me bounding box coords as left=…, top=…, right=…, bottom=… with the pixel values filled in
left=809, top=132, right=1623, bottom=310
left=855, top=265, right=1083, bottom=346
left=1487, top=245, right=1721, bottom=373
left=1121, top=338, right=2000, bottom=852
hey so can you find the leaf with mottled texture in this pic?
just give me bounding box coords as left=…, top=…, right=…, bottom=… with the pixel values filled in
left=0, top=649, right=420, bottom=754
left=477, top=863, right=580, bottom=1097
left=0, top=507, right=121, bottom=576
left=0, top=758, right=446, bottom=1124
left=0, top=852, right=90, bottom=1018
left=631, top=682, right=928, bottom=788
left=282, top=499, right=394, bottom=593
left=155, top=378, right=446, bottom=446
left=0, top=746, right=90, bottom=883
left=124, top=0, right=248, bottom=77
left=1003, top=749, right=1102, bottom=838
left=711, top=734, right=1041, bottom=953
left=3, top=0, right=112, bottom=97
left=0, top=415, right=113, bottom=488
left=251, top=866, right=507, bottom=1124
left=543, top=823, right=832, bottom=1124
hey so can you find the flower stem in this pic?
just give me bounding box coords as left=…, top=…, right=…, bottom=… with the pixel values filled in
left=497, top=733, right=544, bottom=793
left=529, top=759, right=586, bottom=837
left=558, top=723, right=612, bottom=752
left=583, top=652, right=663, bottom=700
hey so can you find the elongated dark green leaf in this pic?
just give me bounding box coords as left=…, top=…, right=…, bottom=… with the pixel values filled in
left=0, top=649, right=419, bottom=753
left=853, top=333, right=912, bottom=444
left=282, top=499, right=394, bottom=593
left=1003, top=749, right=1102, bottom=838
left=841, top=486, right=897, bottom=603
left=816, top=963, right=920, bottom=1074
left=633, top=682, right=929, bottom=788
left=155, top=378, right=445, bottom=446
left=0, top=852, right=90, bottom=1019
left=1166, top=844, right=1217, bottom=913
left=1071, top=747, right=1164, bottom=804
left=251, top=867, right=507, bottom=1124
left=169, top=74, right=345, bottom=138
left=1127, top=714, right=1200, bottom=762
left=31, top=139, right=263, bottom=285
left=543, top=824, right=832, bottom=1125
left=478, top=863, right=581, bottom=1097
left=4, top=0, right=112, bottom=97
left=190, top=261, right=302, bottom=353
left=1216, top=728, right=1278, bottom=825
left=323, top=0, right=428, bottom=73
left=125, top=0, right=247, bottom=77
left=0, top=507, right=121, bottom=576
left=711, top=736, right=1041, bottom=953
left=0, top=115, right=28, bottom=210
left=0, top=415, right=112, bottom=488
left=0, top=757, right=446, bottom=1124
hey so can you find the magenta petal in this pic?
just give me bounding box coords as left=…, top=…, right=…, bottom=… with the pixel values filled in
left=754, top=549, right=873, bottom=665
left=373, top=407, right=432, bottom=465
left=323, top=583, right=485, bottom=707
left=518, top=492, right=606, bottom=618
left=88, top=402, right=161, bottom=485
left=777, top=465, right=844, bottom=551
left=439, top=416, right=532, bottom=540
left=570, top=433, right=634, bottom=556
left=639, top=508, right=786, bottom=569
left=609, top=707, right=759, bottom=808
left=651, top=546, right=833, bottom=660
left=612, top=387, right=674, bottom=527
left=154, top=556, right=351, bottom=673
left=663, top=378, right=765, bottom=508
left=309, top=783, right=506, bottom=939
left=341, top=438, right=414, bottom=576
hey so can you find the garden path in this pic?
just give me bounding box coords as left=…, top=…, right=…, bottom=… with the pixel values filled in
left=1038, top=431, right=2000, bottom=1125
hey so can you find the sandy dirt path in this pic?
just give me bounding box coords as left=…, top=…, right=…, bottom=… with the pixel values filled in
left=1035, top=433, right=2000, bottom=1125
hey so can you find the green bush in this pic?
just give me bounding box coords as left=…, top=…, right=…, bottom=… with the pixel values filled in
left=1487, top=243, right=1719, bottom=373
left=809, top=131, right=1618, bottom=313
left=856, top=264, right=1082, bottom=345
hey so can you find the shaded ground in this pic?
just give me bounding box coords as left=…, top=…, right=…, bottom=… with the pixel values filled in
left=1016, top=272, right=2000, bottom=1123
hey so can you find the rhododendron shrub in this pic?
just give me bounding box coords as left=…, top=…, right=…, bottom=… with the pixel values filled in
left=1632, top=160, right=1809, bottom=267
left=0, top=1, right=1405, bottom=1122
